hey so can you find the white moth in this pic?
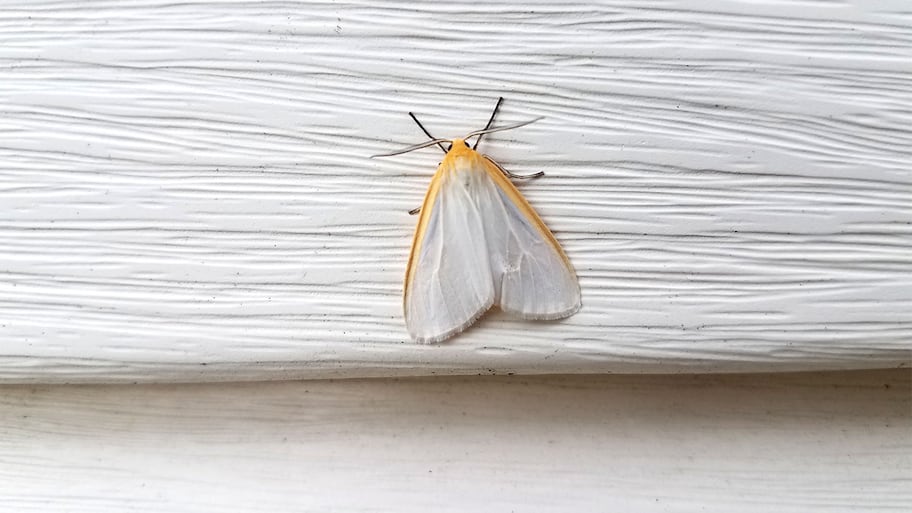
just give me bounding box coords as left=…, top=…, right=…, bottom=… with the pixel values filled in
left=374, top=99, right=581, bottom=343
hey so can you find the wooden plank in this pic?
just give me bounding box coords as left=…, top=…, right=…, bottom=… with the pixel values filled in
left=0, top=1, right=910, bottom=382
left=0, top=370, right=909, bottom=512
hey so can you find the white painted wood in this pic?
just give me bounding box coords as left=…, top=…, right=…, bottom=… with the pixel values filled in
left=0, top=370, right=908, bottom=512
left=1, top=0, right=910, bottom=382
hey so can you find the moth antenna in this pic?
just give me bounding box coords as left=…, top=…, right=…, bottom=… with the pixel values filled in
left=464, top=117, right=544, bottom=141
left=409, top=112, right=448, bottom=153
left=472, top=97, right=504, bottom=150
left=371, top=138, right=453, bottom=158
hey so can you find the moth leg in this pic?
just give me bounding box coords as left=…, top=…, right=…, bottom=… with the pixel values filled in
left=484, top=155, right=545, bottom=180
left=409, top=206, right=421, bottom=215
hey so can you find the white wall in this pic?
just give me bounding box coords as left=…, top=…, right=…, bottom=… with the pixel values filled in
left=1, top=1, right=910, bottom=382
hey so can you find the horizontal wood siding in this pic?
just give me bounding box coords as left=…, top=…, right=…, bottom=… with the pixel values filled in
left=1, top=1, right=910, bottom=382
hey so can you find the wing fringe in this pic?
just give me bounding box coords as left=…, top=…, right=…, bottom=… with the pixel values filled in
left=410, top=299, right=494, bottom=344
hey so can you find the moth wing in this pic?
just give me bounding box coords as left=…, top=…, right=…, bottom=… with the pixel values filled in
left=478, top=157, right=581, bottom=319
left=403, top=168, right=496, bottom=343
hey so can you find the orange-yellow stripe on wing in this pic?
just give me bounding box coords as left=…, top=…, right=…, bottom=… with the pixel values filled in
left=403, top=163, right=447, bottom=302
left=480, top=156, right=575, bottom=270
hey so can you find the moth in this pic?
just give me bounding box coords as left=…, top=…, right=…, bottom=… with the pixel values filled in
left=374, top=98, right=581, bottom=343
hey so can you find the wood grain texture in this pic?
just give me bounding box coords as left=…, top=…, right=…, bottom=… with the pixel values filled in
left=1, top=0, right=910, bottom=382
left=0, top=370, right=909, bottom=512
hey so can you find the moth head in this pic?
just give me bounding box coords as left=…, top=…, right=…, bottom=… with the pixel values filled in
left=370, top=117, right=543, bottom=159
left=447, top=139, right=472, bottom=153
